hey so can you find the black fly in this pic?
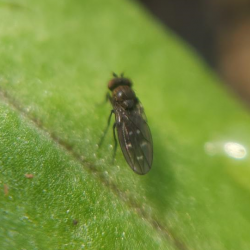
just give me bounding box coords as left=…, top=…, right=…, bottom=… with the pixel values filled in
left=99, top=73, right=153, bottom=175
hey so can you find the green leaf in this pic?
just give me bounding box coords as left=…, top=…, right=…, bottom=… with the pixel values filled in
left=1, top=0, right=250, bottom=249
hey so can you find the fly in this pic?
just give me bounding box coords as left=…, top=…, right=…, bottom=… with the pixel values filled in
left=99, top=73, right=153, bottom=175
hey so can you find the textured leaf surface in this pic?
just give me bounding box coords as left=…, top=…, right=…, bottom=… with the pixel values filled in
left=1, top=0, right=250, bottom=249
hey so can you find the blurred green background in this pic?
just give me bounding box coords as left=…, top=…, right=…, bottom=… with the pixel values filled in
left=139, top=0, right=250, bottom=105
left=0, top=0, right=250, bottom=249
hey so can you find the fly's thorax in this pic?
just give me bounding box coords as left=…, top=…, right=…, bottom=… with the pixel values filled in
left=112, top=85, right=137, bottom=110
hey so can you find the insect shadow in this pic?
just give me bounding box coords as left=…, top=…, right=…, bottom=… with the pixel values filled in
left=142, top=130, right=177, bottom=212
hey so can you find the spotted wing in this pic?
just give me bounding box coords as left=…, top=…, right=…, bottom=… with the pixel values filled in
left=116, top=103, right=153, bottom=175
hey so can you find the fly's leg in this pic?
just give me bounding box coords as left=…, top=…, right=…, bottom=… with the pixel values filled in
left=98, top=110, right=114, bottom=147
left=112, top=122, right=117, bottom=164
left=96, top=92, right=111, bottom=106
left=105, top=92, right=112, bottom=103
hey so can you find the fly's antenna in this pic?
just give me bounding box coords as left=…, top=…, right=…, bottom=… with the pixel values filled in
left=112, top=72, right=118, bottom=78
left=120, top=72, right=124, bottom=78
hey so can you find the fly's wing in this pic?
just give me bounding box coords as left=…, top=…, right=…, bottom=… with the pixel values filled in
left=116, top=103, right=153, bottom=175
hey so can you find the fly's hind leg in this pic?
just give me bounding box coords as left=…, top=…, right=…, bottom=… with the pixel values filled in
left=112, top=122, right=118, bottom=164
left=98, top=110, right=114, bottom=148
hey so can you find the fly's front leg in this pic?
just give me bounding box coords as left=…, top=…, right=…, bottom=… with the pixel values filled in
left=98, top=109, right=114, bottom=148
left=96, top=92, right=111, bottom=106
left=112, top=122, right=117, bottom=164
left=105, top=92, right=112, bottom=103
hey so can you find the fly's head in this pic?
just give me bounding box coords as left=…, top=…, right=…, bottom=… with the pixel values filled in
left=108, top=73, right=137, bottom=110
left=108, top=73, right=132, bottom=91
